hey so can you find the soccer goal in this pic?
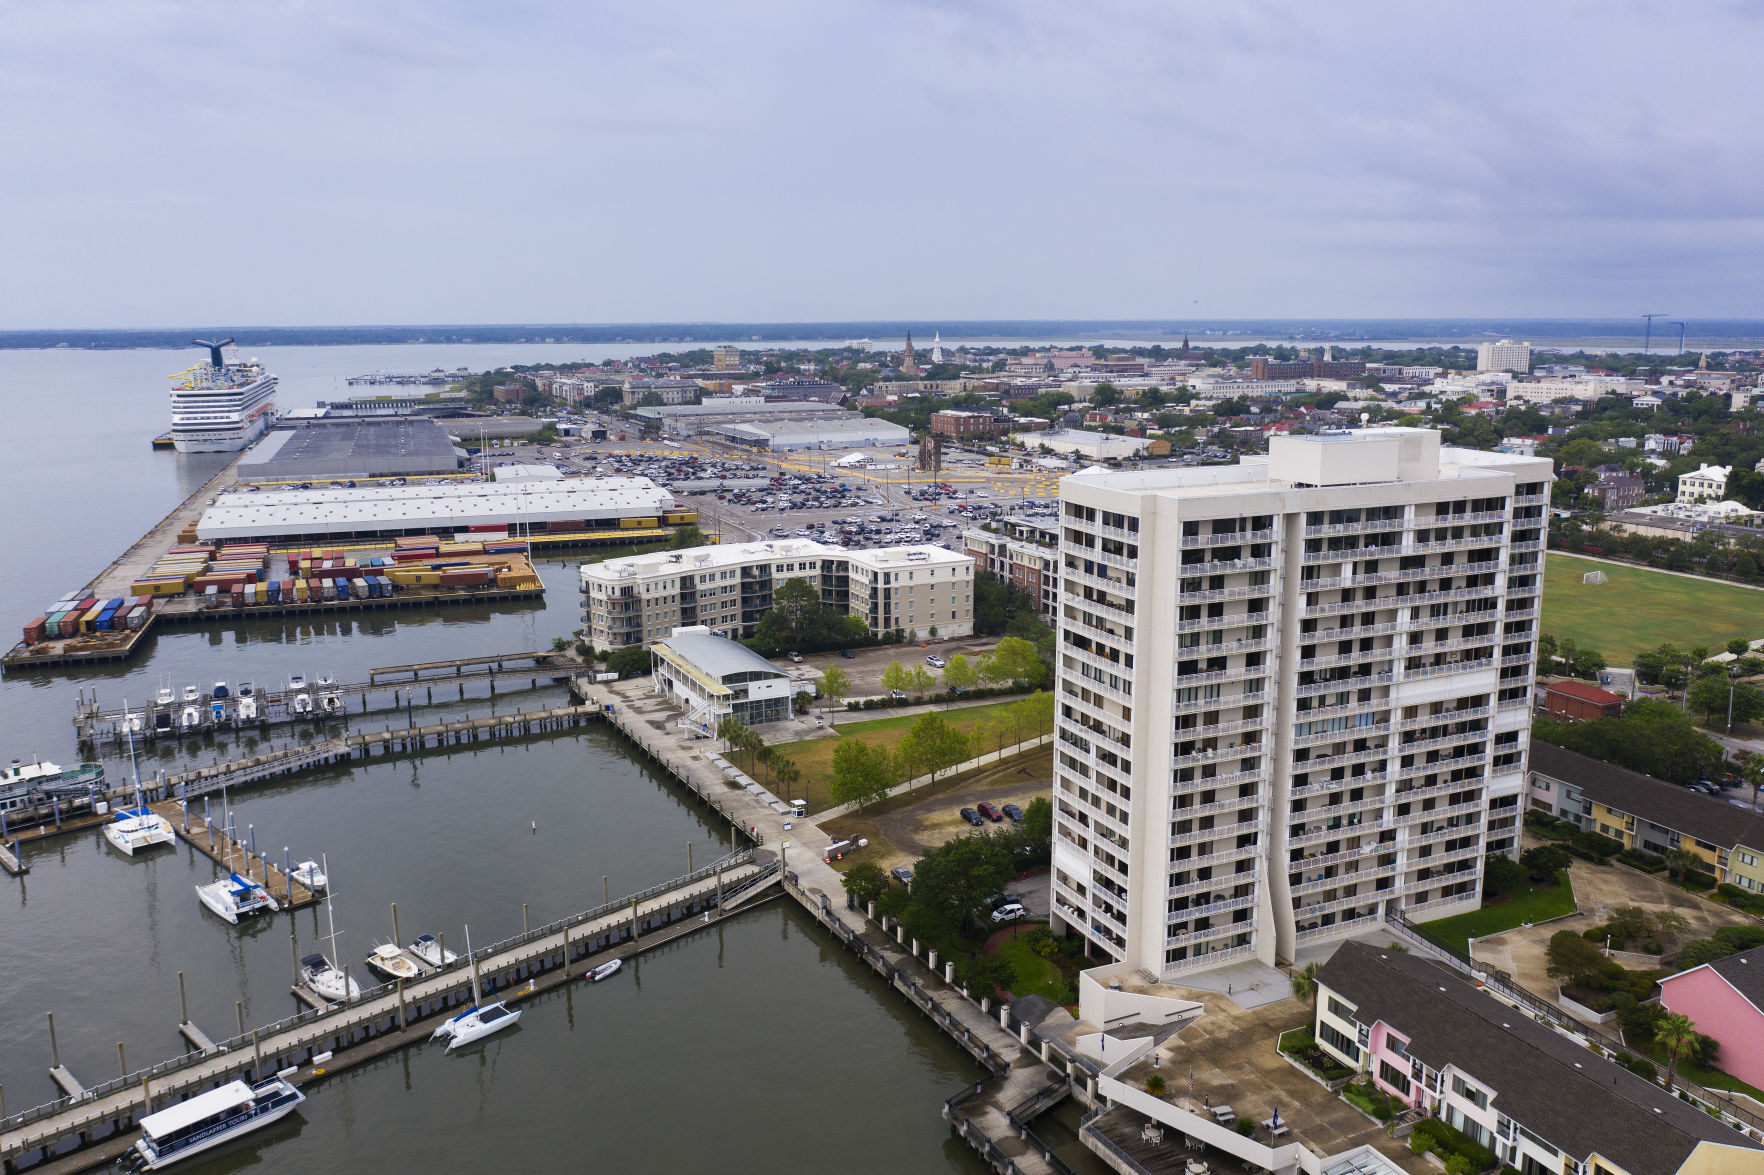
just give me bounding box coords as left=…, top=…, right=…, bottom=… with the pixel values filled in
left=1582, top=570, right=1608, bottom=585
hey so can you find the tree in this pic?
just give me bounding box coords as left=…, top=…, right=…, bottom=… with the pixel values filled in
left=942, top=653, right=979, bottom=693
left=828, top=738, right=896, bottom=810
left=895, top=714, right=970, bottom=785
left=1290, top=960, right=1322, bottom=1015
left=909, top=833, right=1017, bottom=938
left=1666, top=848, right=1705, bottom=882
left=840, top=862, right=889, bottom=906
left=1019, top=796, right=1053, bottom=852
left=982, top=635, right=1048, bottom=688
left=669, top=524, right=707, bottom=549
left=1727, top=638, right=1751, bottom=657
left=770, top=577, right=820, bottom=650
left=819, top=665, right=850, bottom=725
left=1145, top=1074, right=1166, bottom=1098
left=1657, top=1012, right=1701, bottom=1089
left=1520, top=845, right=1572, bottom=882
left=905, top=664, right=936, bottom=697
left=881, top=660, right=911, bottom=695
left=1545, top=930, right=1609, bottom=990
left=606, top=644, right=651, bottom=678
left=1483, top=854, right=1527, bottom=897
left=1006, top=691, right=1057, bottom=748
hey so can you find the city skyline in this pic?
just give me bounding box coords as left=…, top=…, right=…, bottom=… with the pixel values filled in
left=3, top=1, right=1761, bottom=328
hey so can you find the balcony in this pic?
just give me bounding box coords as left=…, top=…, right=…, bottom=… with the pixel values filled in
left=1406, top=842, right=1485, bottom=870
left=1297, top=913, right=1383, bottom=942
left=1176, top=614, right=1264, bottom=634
left=1303, top=518, right=1404, bottom=537
left=1288, top=818, right=1395, bottom=848
left=1397, top=729, right=1487, bottom=755
left=1391, top=775, right=1484, bottom=805
left=1094, top=548, right=1139, bottom=572
left=1510, top=539, right=1545, bottom=553
left=1167, top=845, right=1263, bottom=872
left=1168, top=797, right=1264, bottom=826
left=1296, top=671, right=1394, bottom=696
left=1062, top=564, right=1132, bottom=595
left=1294, top=744, right=1392, bottom=773
left=1067, top=597, right=1136, bottom=627
left=1182, top=528, right=1275, bottom=548
left=1294, top=793, right=1390, bottom=824
left=1180, top=583, right=1273, bottom=605
left=1164, top=923, right=1254, bottom=949
left=1292, top=863, right=1398, bottom=896
left=1408, top=821, right=1483, bottom=847
left=1071, top=674, right=1133, bottom=706
left=1295, top=891, right=1384, bottom=918
left=1170, top=742, right=1261, bottom=769
left=1179, top=635, right=1272, bottom=661
left=1407, top=534, right=1505, bottom=556
left=1399, top=658, right=1497, bottom=682
left=1174, top=663, right=1268, bottom=688
left=1397, top=704, right=1491, bottom=730
left=1303, top=619, right=1403, bottom=643
left=1393, top=582, right=1502, bottom=610
left=1500, top=652, right=1535, bottom=667
left=1425, top=509, right=1509, bottom=526
left=1402, top=893, right=1475, bottom=917
left=1172, top=767, right=1266, bottom=793
left=1305, top=559, right=1503, bottom=593
left=1289, top=772, right=1388, bottom=801
left=1402, top=632, right=1499, bottom=657
left=1303, top=543, right=1404, bottom=564
left=1172, top=714, right=1266, bottom=740
left=1291, top=720, right=1392, bottom=748
left=1167, top=893, right=1259, bottom=922
left=1096, top=522, right=1141, bottom=543
left=1497, top=695, right=1532, bottom=711
left=1290, top=844, right=1380, bottom=871
left=1182, top=555, right=1277, bottom=578
left=1514, top=492, right=1547, bottom=507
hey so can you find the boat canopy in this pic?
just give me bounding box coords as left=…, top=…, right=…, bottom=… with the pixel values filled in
left=227, top=873, right=259, bottom=893
left=139, top=1081, right=256, bottom=1139
left=300, top=954, right=328, bottom=969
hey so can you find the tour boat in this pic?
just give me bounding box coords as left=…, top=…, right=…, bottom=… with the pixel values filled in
left=407, top=933, right=457, bottom=969
left=128, top=1076, right=304, bottom=1170
left=195, top=873, right=280, bottom=923
left=365, top=942, right=423, bottom=981
left=104, top=807, right=176, bottom=856
left=589, top=958, right=623, bottom=983
left=431, top=926, right=520, bottom=1051
left=290, top=860, right=326, bottom=891
left=298, top=953, right=361, bottom=1003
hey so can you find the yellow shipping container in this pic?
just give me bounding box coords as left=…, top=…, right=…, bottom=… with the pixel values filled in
left=79, top=605, right=107, bottom=633
left=294, top=581, right=309, bottom=602
left=619, top=517, right=658, bottom=530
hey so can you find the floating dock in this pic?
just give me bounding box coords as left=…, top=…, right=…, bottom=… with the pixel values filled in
left=150, top=800, right=321, bottom=911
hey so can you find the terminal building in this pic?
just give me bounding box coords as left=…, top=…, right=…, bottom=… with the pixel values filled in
left=580, top=539, right=973, bottom=648
left=197, top=477, right=679, bottom=544
left=236, top=417, right=464, bottom=484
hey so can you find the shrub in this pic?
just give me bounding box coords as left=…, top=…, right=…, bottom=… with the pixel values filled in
left=1574, top=830, right=1625, bottom=858
left=1644, top=940, right=1664, bottom=955
left=1680, top=870, right=1715, bottom=891
left=1145, top=1074, right=1166, bottom=1097
left=1624, top=1054, right=1659, bottom=1082
left=1445, top=1156, right=1476, bottom=1175
left=1409, top=1135, right=1434, bottom=1156
left=1235, top=1118, right=1255, bottom=1137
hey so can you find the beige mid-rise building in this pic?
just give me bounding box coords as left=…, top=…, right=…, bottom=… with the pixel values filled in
left=1050, top=429, right=1550, bottom=979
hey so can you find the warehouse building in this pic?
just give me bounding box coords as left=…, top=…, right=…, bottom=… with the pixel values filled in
left=633, top=399, right=848, bottom=438
left=237, top=417, right=464, bottom=483
left=707, top=416, right=910, bottom=451
left=197, top=478, right=678, bottom=543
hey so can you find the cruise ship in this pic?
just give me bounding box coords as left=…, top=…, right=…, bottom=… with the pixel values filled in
left=168, top=339, right=279, bottom=453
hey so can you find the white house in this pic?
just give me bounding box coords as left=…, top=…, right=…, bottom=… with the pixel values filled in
left=1677, top=463, right=1731, bottom=504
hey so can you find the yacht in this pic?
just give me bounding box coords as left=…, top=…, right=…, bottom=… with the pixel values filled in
left=237, top=682, right=255, bottom=699
left=289, top=674, right=313, bottom=716
left=430, top=927, right=519, bottom=1052
left=103, top=807, right=176, bottom=856
left=195, top=873, right=280, bottom=923
left=167, top=339, right=280, bottom=454
left=365, top=943, right=423, bottom=981
left=290, top=859, right=326, bottom=892
left=319, top=691, right=342, bottom=716
left=155, top=683, right=175, bottom=708
left=182, top=684, right=201, bottom=703
left=407, top=933, right=457, bottom=969
left=236, top=694, right=258, bottom=722
left=180, top=705, right=202, bottom=733
left=128, top=1076, right=304, bottom=1169
left=298, top=953, right=361, bottom=1003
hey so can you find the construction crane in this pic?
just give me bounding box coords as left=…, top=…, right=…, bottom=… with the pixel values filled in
left=1641, top=314, right=1667, bottom=354
left=1670, top=322, right=1686, bottom=354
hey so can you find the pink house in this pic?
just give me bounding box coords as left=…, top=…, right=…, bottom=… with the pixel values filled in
left=1659, top=953, right=1764, bottom=1091
left=1365, top=1022, right=1423, bottom=1107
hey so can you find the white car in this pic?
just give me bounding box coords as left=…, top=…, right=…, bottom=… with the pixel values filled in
left=990, top=903, right=1028, bottom=923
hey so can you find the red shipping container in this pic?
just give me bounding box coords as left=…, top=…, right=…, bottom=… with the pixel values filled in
left=22, top=616, right=46, bottom=645
left=546, top=519, right=586, bottom=532
left=393, top=548, right=438, bottom=562
left=468, top=524, right=503, bottom=533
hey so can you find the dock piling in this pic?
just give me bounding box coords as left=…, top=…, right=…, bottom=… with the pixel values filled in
left=522, top=903, right=529, bottom=935
left=178, top=971, right=187, bottom=1024
left=236, top=1001, right=245, bottom=1037
left=117, top=1042, right=126, bottom=1081
left=290, top=931, right=299, bottom=984
left=47, top=1011, right=59, bottom=1068
left=391, top=901, right=400, bottom=951
left=395, top=980, right=406, bottom=1030
left=252, top=1028, right=261, bottom=1079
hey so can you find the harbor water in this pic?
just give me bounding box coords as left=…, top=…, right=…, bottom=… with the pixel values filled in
left=0, top=344, right=985, bottom=1172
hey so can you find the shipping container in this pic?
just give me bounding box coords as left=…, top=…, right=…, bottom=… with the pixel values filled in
left=295, top=580, right=309, bottom=602
left=619, top=517, right=658, bottom=530
left=126, top=608, right=148, bottom=631
left=546, top=519, right=587, bottom=532
left=321, top=581, right=337, bottom=601
left=22, top=616, right=46, bottom=645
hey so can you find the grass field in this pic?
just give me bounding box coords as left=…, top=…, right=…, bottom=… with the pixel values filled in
left=1415, top=870, right=1576, bottom=956
left=990, top=925, right=1069, bottom=1001
left=1542, top=553, right=1764, bottom=664
left=772, top=699, right=1045, bottom=812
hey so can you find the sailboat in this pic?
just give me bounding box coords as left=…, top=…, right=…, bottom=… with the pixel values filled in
left=195, top=873, right=280, bottom=923
left=298, top=855, right=361, bottom=1002
left=104, top=724, right=173, bottom=856
left=430, top=926, right=520, bottom=1051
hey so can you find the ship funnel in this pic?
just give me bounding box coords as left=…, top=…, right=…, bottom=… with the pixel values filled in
left=192, top=338, right=236, bottom=369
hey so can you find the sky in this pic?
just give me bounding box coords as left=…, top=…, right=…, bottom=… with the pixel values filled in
left=1, top=0, right=1760, bottom=328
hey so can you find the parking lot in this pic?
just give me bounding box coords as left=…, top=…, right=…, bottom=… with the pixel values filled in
left=797, top=637, right=1001, bottom=699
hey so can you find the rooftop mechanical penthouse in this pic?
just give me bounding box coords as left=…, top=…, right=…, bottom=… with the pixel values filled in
left=1050, top=429, right=1552, bottom=979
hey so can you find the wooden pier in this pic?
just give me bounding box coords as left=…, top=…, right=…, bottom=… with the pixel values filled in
left=148, top=801, right=320, bottom=911
left=0, top=842, right=25, bottom=877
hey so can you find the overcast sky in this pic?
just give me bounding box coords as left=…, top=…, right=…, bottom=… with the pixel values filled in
left=1, top=0, right=1758, bottom=328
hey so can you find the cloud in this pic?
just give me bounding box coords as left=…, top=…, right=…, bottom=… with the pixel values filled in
left=0, top=0, right=1758, bottom=325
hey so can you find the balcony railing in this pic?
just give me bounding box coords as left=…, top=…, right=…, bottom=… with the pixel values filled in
left=1297, top=913, right=1383, bottom=942
left=1397, top=704, right=1491, bottom=730
left=1170, top=743, right=1261, bottom=769
left=1172, top=715, right=1266, bottom=740
left=1294, top=744, right=1392, bottom=773
left=1181, top=528, right=1275, bottom=548
left=1288, top=819, right=1395, bottom=848
left=1424, top=509, right=1508, bottom=526
left=1167, top=894, right=1259, bottom=922
left=1289, top=772, right=1388, bottom=801
left=1291, top=720, right=1392, bottom=748
left=1303, top=518, right=1405, bottom=537
left=1180, top=583, right=1273, bottom=605
left=1304, top=620, right=1403, bottom=642
left=1172, top=767, right=1266, bottom=793
left=1297, top=671, right=1394, bottom=696
left=1182, top=556, right=1276, bottom=578
left=1400, top=658, right=1497, bottom=682
left=1292, top=863, right=1398, bottom=896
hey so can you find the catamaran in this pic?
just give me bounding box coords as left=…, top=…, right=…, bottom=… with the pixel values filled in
left=128, top=1076, right=304, bottom=1169
left=430, top=926, right=520, bottom=1051
left=196, top=873, right=280, bottom=923
left=104, top=807, right=176, bottom=855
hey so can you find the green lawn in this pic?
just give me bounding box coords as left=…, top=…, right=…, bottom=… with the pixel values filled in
left=991, top=925, right=1069, bottom=1001
left=1543, top=553, right=1764, bottom=665
left=1416, top=870, right=1576, bottom=956
left=1634, top=1044, right=1764, bottom=1103
left=772, top=699, right=1045, bottom=811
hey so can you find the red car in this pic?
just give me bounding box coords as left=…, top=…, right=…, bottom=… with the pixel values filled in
left=976, top=801, right=1003, bottom=822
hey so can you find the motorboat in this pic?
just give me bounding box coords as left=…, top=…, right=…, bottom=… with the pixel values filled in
left=407, top=933, right=457, bottom=969
left=153, top=711, right=173, bottom=734
left=287, top=673, right=306, bottom=692
left=365, top=942, right=423, bottom=981
left=212, top=681, right=230, bottom=700
left=236, top=695, right=258, bottom=722
left=433, top=1000, right=520, bottom=1051
left=298, top=953, right=361, bottom=1003
left=182, top=684, right=201, bottom=703
left=237, top=681, right=254, bottom=698
left=195, top=873, right=280, bottom=923
left=121, top=711, right=144, bottom=735
left=179, top=705, right=202, bottom=733
left=103, top=807, right=176, bottom=856
left=210, top=697, right=228, bottom=725
left=128, top=1076, right=304, bottom=1170
left=291, top=690, right=313, bottom=716
left=589, top=958, right=623, bottom=983
left=316, top=674, right=335, bottom=689
left=430, top=926, right=520, bottom=1051
left=290, top=859, right=326, bottom=891
left=155, top=683, right=175, bottom=708
left=319, top=691, right=341, bottom=716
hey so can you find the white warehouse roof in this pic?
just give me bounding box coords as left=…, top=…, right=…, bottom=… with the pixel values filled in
left=196, top=477, right=676, bottom=541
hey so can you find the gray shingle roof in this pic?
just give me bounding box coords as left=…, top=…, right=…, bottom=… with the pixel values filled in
left=1529, top=742, right=1764, bottom=852
left=1318, top=942, right=1759, bottom=1175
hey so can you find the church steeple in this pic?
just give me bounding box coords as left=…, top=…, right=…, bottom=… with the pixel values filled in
left=901, top=331, right=919, bottom=376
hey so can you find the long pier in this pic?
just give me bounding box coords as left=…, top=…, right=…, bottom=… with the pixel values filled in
left=0, top=852, right=777, bottom=1174
left=149, top=801, right=320, bottom=910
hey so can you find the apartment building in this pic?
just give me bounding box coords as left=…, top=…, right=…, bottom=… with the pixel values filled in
left=844, top=545, right=974, bottom=640
left=1051, top=429, right=1549, bottom=978
left=1313, top=942, right=1759, bottom=1175
left=965, top=524, right=1060, bottom=620
left=1476, top=339, right=1532, bottom=373
left=580, top=539, right=970, bottom=648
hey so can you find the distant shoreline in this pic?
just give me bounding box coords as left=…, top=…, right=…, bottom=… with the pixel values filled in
left=2, top=319, right=1761, bottom=352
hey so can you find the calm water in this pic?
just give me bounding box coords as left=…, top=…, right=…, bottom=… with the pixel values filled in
left=0, top=345, right=982, bottom=1171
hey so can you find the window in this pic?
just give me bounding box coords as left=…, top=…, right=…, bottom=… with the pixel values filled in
left=1451, top=1075, right=1489, bottom=1109
left=1318, top=1021, right=1359, bottom=1063
left=1378, top=1059, right=1411, bottom=1095
left=1328, top=997, right=1355, bottom=1022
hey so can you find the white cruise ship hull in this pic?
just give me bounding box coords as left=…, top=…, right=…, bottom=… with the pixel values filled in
left=171, top=407, right=276, bottom=454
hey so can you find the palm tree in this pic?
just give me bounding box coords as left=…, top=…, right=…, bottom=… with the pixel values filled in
left=1665, top=849, right=1702, bottom=883
left=1291, top=961, right=1323, bottom=1019
left=1657, top=1012, right=1700, bottom=1089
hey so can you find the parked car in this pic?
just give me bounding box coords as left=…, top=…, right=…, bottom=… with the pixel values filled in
left=890, top=867, right=914, bottom=885
left=1001, top=803, right=1024, bottom=822
left=889, top=689, right=907, bottom=699
left=839, top=648, right=857, bottom=659
left=926, top=654, right=947, bottom=668
left=788, top=651, right=803, bottom=663
left=959, top=807, right=984, bottom=826
left=990, top=903, right=1028, bottom=924
left=986, top=892, right=1025, bottom=910
left=976, top=801, right=1003, bottom=822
